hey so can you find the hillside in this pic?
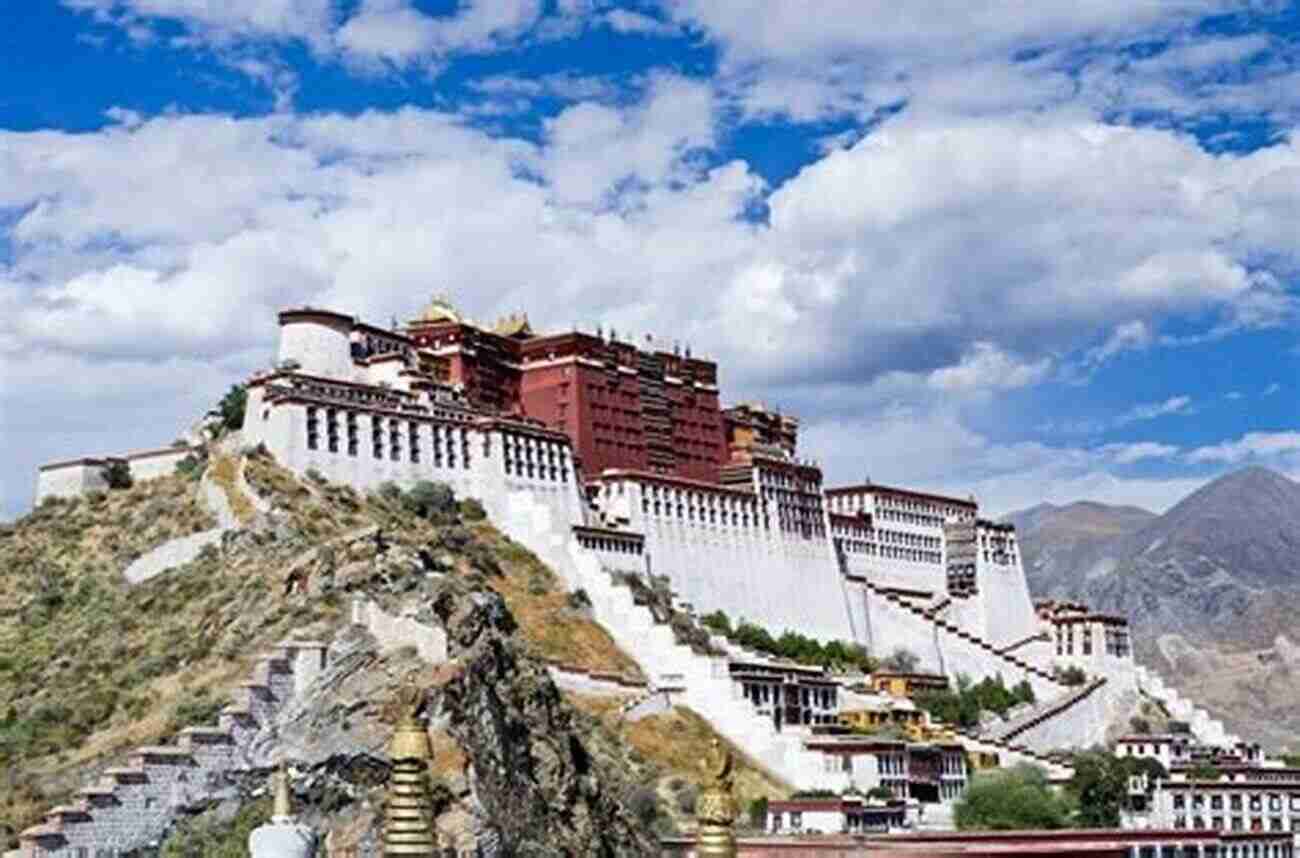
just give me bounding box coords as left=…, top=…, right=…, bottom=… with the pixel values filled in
left=1012, top=467, right=1300, bottom=749
left=0, top=448, right=784, bottom=852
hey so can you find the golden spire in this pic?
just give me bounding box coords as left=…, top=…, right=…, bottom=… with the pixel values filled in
left=271, top=761, right=293, bottom=822
left=384, top=685, right=437, bottom=857
left=695, top=740, right=738, bottom=858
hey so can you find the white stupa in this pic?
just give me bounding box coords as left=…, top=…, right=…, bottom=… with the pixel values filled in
left=248, top=763, right=318, bottom=858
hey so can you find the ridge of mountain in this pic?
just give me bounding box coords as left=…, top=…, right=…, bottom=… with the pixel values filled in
left=1014, top=466, right=1300, bottom=749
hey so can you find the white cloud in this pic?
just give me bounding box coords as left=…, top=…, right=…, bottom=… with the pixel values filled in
left=667, top=0, right=1242, bottom=123
left=1085, top=320, right=1154, bottom=366
left=64, top=0, right=338, bottom=47
left=336, top=0, right=543, bottom=67
left=1114, top=395, right=1195, bottom=426
left=3, top=96, right=1300, bottom=516
left=1263, top=382, right=1281, bottom=396
left=602, top=9, right=677, bottom=36
left=927, top=342, right=1051, bottom=394
left=1186, top=432, right=1300, bottom=464
left=1098, top=441, right=1180, bottom=465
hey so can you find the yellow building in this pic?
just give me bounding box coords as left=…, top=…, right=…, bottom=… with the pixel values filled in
left=870, top=671, right=949, bottom=699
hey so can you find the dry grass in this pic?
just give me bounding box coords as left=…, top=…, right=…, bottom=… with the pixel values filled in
left=478, top=533, right=641, bottom=679
left=208, top=455, right=255, bottom=524
left=619, top=706, right=789, bottom=807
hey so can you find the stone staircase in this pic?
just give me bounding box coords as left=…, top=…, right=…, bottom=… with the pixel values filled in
left=16, top=642, right=326, bottom=858
left=978, top=679, right=1108, bottom=745
left=863, top=580, right=1061, bottom=692
left=995, top=632, right=1050, bottom=657
left=1133, top=665, right=1237, bottom=747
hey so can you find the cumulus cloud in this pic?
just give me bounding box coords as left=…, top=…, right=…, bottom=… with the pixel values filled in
left=3, top=92, right=1300, bottom=515
left=665, top=0, right=1245, bottom=123
left=927, top=343, right=1051, bottom=394
left=336, top=0, right=543, bottom=67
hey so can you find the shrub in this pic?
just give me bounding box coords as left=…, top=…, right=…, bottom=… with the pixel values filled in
left=865, top=786, right=894, bottom=801
left=305, top=468, right=327, bottom=485
left=1055, top=666, right=1088, bottom=686
left=403, top=481, right=456, bottom=520
left=1129, top=716, right=1151, bottom=735
left=956, top=764, right=1072, bottom=830
left=458, top=497, right=486, bottom=520
left=746, top=797, right=769, bottom=829
left=881, top=647, right=920, bottom=673
left=673, top=782, right=698, bottom=815
left=101, top=460, right=133, bottom=490
left=175, top=455, right=205, bottom=480
left=628, top=787, right=659, bottom=827
left=566, top=588, right=592, bottom=610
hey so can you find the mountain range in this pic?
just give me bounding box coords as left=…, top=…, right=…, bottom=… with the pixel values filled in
left=1007, top=466, right=1300, bottom=750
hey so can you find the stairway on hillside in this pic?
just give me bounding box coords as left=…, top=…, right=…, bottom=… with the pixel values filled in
left=978, top=679, right=1108, bottom=745
left=17, top=643, right=326, bottom=858
left=863, top=580, right=1062, bottom=691
left=1132, top=666, right=1237, bottom=747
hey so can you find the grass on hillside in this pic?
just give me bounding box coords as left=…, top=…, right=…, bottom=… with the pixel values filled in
left=566, top=695, right=789, bottom=832
left=471, top=526, right=642, bottom=680
left=0, top=453, right=642, bottom=847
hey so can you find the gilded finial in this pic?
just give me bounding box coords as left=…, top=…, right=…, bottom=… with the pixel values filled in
left=695, top=740, right=738, bottom=858
left=272, top=761, right=293, bottom=822
left=383, top=683, right=437, bottom=856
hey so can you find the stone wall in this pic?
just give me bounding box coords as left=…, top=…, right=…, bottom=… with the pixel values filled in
left=17, top=643, right=327, bottom=858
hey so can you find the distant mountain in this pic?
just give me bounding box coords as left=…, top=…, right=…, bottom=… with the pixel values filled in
left=1010, top=467, right=1300, bottom=749
left=1006, top=500, right=1157, bottom=597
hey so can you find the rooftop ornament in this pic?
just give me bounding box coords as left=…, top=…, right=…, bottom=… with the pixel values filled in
left=695, top=739, right=738, bottom=858
left=384, top=685, right=438, bottom=857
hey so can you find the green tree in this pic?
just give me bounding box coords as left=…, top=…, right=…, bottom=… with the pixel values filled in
left=216, top=384, right=247, bottom=433
left=954, top=764, right=1072, bottom=830
left=1068, top=749, right=1133, bottom=828
left=700, top=610, right=732, bottom=637
left=1186, top=762, right=1222, bottom=781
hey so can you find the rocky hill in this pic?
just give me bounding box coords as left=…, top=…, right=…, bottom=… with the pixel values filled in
left=1008, top=467, right=1300, bottom=749
left=0, top=447, right=785, bottom=854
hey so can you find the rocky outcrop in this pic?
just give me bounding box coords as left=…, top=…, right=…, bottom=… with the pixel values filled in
left=431, top=583, right=660, bottom=858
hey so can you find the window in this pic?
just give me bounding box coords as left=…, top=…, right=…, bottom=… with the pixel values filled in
left=347, top=412, right=358, bottom=457
left=306, top=407, right=319, bottom=450
left=409, top=423, right=420, bottom=463
left=372, top=417, right=384, bottom=459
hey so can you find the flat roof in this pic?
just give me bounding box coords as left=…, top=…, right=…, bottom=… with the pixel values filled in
left=825, top=482, right=978, bottom=509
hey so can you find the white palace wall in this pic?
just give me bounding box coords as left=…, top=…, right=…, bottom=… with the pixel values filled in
left=604, top=478, right=856, bottom=643
left=975, top=556, right=1040, bottom=649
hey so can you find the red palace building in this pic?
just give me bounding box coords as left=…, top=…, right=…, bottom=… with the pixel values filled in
left=403, top=298, right=798, bottom=483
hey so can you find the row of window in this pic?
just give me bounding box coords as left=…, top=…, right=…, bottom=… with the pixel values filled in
left=1173, top=793, right=1300, bottom=812
left=576, top=534, right=642, bottom=555
left=305, top=408, right=472, bottom=468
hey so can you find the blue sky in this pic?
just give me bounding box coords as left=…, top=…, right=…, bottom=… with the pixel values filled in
left=2, top=0, right=1299, bottom=519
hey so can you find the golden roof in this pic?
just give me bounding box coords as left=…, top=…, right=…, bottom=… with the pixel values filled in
left=492, top=312, right=533, bottom=338
left=414, top=295, right=461, bottom=325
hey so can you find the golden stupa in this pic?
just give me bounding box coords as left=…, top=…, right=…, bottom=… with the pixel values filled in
left=383, top=686, right=437, bottom=857
left=695, top=739, right=738, bottom=858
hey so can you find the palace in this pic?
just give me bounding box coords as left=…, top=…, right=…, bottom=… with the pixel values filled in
left=32, top=299, right=1246, bottom=817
